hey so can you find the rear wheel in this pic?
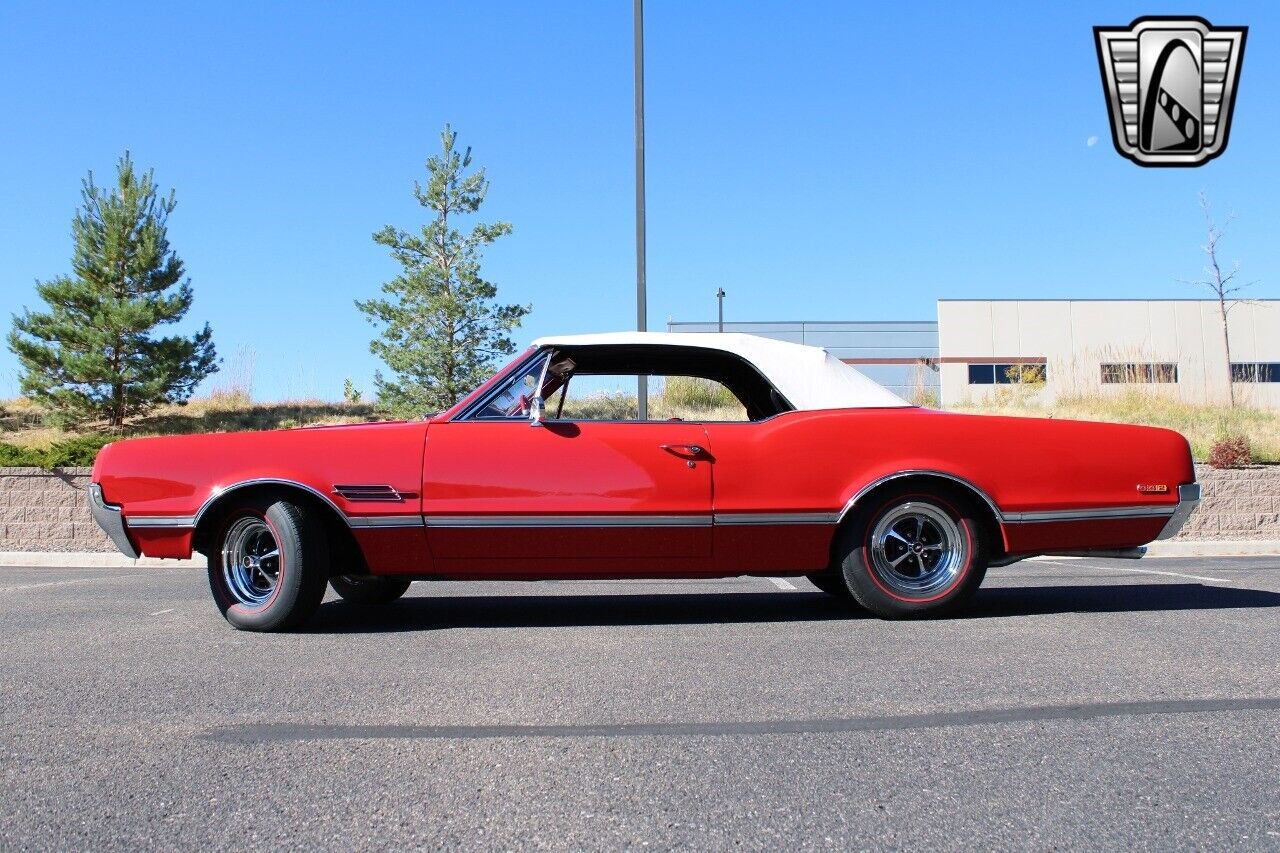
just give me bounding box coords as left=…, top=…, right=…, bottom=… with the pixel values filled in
left=836, top=487, right=987, bottom=618
left=206, top=495, right=329, bottom=632
left=329, top=574, right=411, bottom=605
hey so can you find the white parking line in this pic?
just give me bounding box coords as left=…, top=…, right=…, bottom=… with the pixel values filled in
left=150, top=609, right=175, bottom=616
left=1037, top=559, right=1232, bottom=584
left=767, top=577, right=798, bottom=591
left=0, top=573, right=150, bottom=593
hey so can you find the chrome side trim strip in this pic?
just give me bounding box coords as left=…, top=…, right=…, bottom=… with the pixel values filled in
left=424, top=514, right=714, bottom=528
left=1155, top=483, right=1202, bottom=540
left=348, top=515, right=426, bottom=529
left=713, top=513, right=836, bottom=525
left=126, top=515, right=197, bottom=529
left=192, top=478, right=355, bottom=530
left=1003, top=505, right=1175, bottom=523
left=87, top=484, right=139, bottom=559
left=838, top=470, right=1004, bottom=525
left=838, top=469, right=1188, bottom=530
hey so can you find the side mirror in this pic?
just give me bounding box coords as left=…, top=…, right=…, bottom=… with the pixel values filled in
left=529, top=395, right=545, bottom=427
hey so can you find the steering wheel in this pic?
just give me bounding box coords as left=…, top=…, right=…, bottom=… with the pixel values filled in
left=505, top=393, right=530, bottom=418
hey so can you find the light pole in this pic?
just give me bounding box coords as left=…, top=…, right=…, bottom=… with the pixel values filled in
left=716, top=287, right=726, bottom=332
left=633, top=0, right=648, bottom=420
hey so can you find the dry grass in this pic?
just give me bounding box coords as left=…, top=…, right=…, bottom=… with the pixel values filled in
left=0, top=396, right=379, bottom=450
left=949, top=389, right=1280, bottom=464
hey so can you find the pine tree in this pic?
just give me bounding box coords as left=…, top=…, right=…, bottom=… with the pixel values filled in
left=357, top=125, right=529, bottom=416
left=8, top=153, right=218, bottom=427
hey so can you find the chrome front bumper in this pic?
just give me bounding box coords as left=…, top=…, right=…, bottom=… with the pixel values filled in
left=88, top=483, right=139, bottom=559
left=1155, top=483, right=1202, bottom=540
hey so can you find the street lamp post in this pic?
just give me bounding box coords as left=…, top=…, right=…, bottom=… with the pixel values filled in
left=633, top=0, right=648, bottom=420
left=716, top=287, right=726, bottom=332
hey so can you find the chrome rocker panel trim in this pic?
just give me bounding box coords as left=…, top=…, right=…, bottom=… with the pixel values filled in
left=424, top=514, right=714, bottom=528
left=88, top=484, right=139, bottom=560
left=1002, top=505, right=1175, bottom=523
left=348, top=515, right=425, bottom=529
left=714, top=512, right=835, bottom=525
left=127, top=515, right=198, bottom=529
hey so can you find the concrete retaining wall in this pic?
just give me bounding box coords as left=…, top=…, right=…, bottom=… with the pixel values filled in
left=1, top=464, right=1278, bottom=554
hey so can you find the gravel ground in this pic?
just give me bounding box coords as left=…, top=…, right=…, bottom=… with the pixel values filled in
left=1, top=556, right=1278, bottom=850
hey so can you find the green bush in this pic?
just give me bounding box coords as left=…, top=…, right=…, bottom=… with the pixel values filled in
left=0, top=434, right=115, bottom=469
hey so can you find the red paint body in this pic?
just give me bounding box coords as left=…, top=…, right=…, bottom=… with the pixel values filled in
left=91, top=373, right=1195, bottom=578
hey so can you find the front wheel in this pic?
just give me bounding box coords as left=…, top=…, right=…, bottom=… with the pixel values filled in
left=836, top=488, right=987, bottom=619
left=206, top=495, right=329, bottom=632
left=329, top=574, right=411, bottom=605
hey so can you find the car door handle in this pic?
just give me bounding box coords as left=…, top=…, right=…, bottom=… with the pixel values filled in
left=660, top=444, right=703, bottom=457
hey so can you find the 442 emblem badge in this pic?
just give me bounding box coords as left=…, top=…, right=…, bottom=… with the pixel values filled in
left=1094, top=17, right=1247, bottom=167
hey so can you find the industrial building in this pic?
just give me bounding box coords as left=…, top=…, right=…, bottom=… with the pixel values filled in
left=667, top=320, right=939, bottom=401
left=670, top=298, right=1280, bottom=408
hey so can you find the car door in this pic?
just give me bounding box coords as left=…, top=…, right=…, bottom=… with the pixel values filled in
left=421, top=419, right=713, bottom=569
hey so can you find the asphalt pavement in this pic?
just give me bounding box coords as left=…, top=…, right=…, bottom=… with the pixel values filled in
left=1, top=556, right=1278, bottom=850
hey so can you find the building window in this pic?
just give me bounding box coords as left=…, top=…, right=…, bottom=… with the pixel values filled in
left=1231, top=362, right=1280, bottom=383
left=1100, top=363, right=1178, bottom=384
left=967, top=363, right=1047, bottom=385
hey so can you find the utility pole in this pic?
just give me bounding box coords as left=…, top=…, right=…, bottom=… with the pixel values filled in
left=716, top=287, right=726, bottom=332
left=633, top=0, right=648, bottom=420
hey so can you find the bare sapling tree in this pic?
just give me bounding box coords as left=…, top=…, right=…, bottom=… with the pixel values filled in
left=1180, top=192, right=1257, bottom=408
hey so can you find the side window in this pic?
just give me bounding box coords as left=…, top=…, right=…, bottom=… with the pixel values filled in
left=553, top=374, right=748, bottom=422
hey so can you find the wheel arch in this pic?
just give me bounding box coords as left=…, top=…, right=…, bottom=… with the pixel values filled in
left=191, top=479, right=365, bottom=575
left=831, top=470, right=1007, bottom=565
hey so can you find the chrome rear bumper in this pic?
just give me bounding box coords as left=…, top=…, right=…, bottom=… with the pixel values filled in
left=1155, top=483, right=1201, bottom=540
left=88, top=483, right=139, bottom=559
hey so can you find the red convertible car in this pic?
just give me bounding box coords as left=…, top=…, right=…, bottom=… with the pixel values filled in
left=90, top=333, right=1199, bottom=631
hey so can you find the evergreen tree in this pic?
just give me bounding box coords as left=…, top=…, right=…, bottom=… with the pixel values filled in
left=8, top=153, right=218, bottom=427
left=357, top=125, right=529, bottom=416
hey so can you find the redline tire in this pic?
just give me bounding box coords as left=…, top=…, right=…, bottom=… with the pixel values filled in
left=328, top=574, right=411, bottom=605
left=206, top=495, right=329, bottom=632
left=837, top=487, right=987, bottom=619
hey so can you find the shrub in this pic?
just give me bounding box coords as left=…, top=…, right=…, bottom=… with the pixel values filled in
left=0, top=433, right=115, bottom=469
left=1208, top=434, right=1251, bottom=469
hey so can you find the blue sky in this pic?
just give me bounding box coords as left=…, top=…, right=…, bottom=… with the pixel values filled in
left=1, top=1, right=1275, bottom=401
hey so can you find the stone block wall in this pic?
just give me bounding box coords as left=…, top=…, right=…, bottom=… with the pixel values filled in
left=0, top=467, right=114, bottom=552
left=1178, top=464, right=1280, bottom=541
left=0, top=464, right=1278, bottom=553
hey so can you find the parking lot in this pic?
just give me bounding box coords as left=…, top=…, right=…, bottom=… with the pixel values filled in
left=1, top=556, right=1278, bottom=850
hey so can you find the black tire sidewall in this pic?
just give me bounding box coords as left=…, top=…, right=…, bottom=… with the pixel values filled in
left=206, top=497, right=328, bottom=631
left=839, top=489, right=986, bottom=618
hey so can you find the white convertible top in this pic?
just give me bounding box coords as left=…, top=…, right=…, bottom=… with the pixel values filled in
left=532, top=332, right=910, bottom=410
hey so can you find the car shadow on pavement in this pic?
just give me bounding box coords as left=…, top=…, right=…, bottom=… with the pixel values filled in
left=965, top=582, right=1280, bottom=619
left=307, top=591, right=865, bottom=633
left=304, top=582, right=1280, bottom=633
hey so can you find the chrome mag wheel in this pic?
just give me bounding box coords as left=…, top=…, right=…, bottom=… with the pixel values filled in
left=221, top=516, right=282, bottom=607
left=868, top=502, right=966, bottom=597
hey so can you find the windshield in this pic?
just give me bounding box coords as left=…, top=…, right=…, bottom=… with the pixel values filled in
left=470, top=354, right=548, bottom=419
